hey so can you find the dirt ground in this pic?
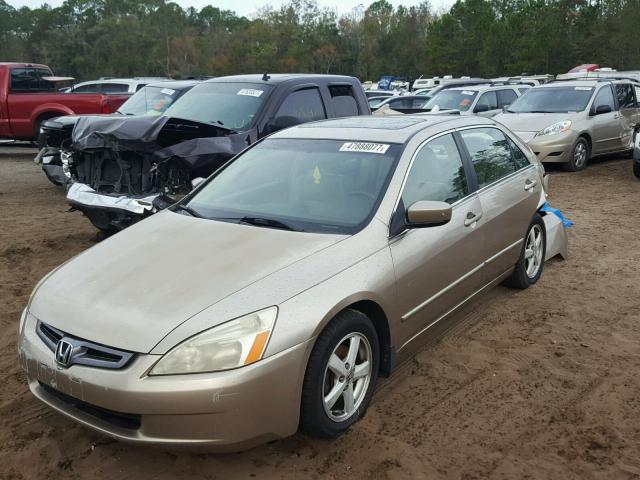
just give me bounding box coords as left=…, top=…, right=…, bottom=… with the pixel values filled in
left=1, top=146, right=639, bottom=480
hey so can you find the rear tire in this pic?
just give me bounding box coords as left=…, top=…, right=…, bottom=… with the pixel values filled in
left=633, top=161, right=640, bottom=179
left=300, top=309, right=379, bottom=439
left=503, top=214, right=546, bottom=290
left=563, top=137, right=589, bottom=172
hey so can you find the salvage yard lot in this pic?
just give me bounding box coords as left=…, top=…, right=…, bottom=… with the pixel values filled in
left=1, top=148, right=639, bottom=479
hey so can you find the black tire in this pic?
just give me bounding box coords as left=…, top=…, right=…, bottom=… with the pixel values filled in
left=503, top=213, right=546, bottom=290
left=633, top=160, right=640, bottom=179
left=300, top=309, right=380, bottom=439
left=563, top=137, right=590, bottom=172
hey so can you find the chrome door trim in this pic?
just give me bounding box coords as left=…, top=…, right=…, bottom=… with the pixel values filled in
left=400, top=238, right=522, bottom=322
left=398, top=266, right=514, bottom=352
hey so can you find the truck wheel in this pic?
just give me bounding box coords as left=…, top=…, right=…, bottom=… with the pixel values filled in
left=300, top=309, right=379, bottom=439
left=563, top=137, right=589, bottom=172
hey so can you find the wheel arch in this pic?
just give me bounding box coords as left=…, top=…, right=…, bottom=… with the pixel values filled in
left=578, top=132, right=592, bottom=156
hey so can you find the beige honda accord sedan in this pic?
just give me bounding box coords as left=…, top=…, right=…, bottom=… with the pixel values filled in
left=18, top=115, right=568, bottom=451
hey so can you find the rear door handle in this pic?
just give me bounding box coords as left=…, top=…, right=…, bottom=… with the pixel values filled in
left=524, top=179, right=537, bottom=191
left=464, top=211, right=482, bottom=226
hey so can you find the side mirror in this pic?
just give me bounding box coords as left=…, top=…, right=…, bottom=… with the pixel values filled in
left=593, top=104, right=612, bottom=115
left=265, top=115, right=299, bottom=134
left=406, top=201, right=452, bottom=227
left=474, top=104, right=490, bottom=113
left=191, top=177, right=205, bottom=189
left=502, top=105, right=510, bottom=112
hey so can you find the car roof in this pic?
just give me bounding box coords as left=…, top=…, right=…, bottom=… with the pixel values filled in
left=205, top=74, right=358, bottom=85
left=443, top=84, right=518, bottom=93
left=0, top=62, right=50, bottom=69
left=271, top=115, right=495, bottom=144
left=144, top=80, right=200, bottom=89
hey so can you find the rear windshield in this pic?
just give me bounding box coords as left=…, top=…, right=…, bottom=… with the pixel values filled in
left=185, top=139, right=402, bottom=234
left=425, top=90, right=478, bottom=111
left=507, top=86, right=594, bottom=113
left=10, top=68, right=55, bottom=92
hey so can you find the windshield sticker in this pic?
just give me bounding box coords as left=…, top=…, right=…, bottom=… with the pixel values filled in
left=461, top=90, right=475, bottom=95
left=237, top=88, right=264, bottom=97
left=313, top=166, right=321, bottom=184
left=339, top=142, right=390, bottom=154
left=574, top=87, right=592, bottom=91
left=160, top=88, right=175, bottom=95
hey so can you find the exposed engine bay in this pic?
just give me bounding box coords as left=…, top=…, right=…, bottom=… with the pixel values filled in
left=65, top=115, right=251, bottom=231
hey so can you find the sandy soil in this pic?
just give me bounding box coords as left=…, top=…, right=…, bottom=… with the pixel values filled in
left=1, top=147, right=639, bottom=480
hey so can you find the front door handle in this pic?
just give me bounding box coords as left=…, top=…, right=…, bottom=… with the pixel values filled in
left=464, top=211, right=482, bottom=226
left=524, top=179, right=537, bottom=191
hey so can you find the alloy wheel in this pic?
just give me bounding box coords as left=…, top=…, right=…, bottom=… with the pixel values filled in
left=524, top=224, right=544, bottom=279
left=573, top=141, right=587, bottom=169
left=322, top=332, right=372, bottom=422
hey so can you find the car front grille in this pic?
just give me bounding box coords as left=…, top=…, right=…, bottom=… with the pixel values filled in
left=39, top=382, right=141, bottom=431
left=36, top=320, right=135, bottom=370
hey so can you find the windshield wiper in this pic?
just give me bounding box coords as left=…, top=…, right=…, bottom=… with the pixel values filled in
left=240, top=216, right=299, bottom=231
left=174, top=204, right=202, bottom=218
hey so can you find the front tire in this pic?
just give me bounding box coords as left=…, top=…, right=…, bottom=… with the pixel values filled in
left=300, top=309, right=379, bottom=439
left=563, top=137, right=589, bottom=172
left=503, top=214, right=546, bottom=290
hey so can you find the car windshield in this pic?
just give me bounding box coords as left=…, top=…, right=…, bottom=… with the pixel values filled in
left=507, top=86, right=594, bottom=113
left=184, top=139, right=402, bottom=234
left=425, top=90, right=478, bottom=111
left=118, top=86, right=184, bottom=116
left=162, top=82, right=272, bottom=130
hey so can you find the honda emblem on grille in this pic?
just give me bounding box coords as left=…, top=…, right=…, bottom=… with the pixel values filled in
left=55, top=340, right=74, bottom=367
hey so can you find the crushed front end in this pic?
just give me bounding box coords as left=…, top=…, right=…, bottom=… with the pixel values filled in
left=65, top=115, right=248, bottom=232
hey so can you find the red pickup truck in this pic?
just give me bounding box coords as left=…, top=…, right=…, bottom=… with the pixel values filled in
left=0, top=63, right=129, bottom=140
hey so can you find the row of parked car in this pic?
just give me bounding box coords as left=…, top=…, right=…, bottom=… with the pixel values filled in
left=368, top=77, right=640, bottom=173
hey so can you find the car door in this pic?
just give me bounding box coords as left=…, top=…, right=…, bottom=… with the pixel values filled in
left=389, top=132, right=486, bottom=345
left=474, top=91, right=500, bottom=117
left=614, top=83, right=640, bottom=150
left=458, top=127, right=541, bottom=283
left=590, top=85, right=621, bottom=154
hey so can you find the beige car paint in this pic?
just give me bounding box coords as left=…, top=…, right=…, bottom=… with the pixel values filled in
left=495, top=80, right=640, bottom=165
left=19, top=115, right=565, bottom=450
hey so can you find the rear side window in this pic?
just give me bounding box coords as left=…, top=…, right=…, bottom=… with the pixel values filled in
left=402, top=134, right=468, bottom=206
left=475, top=91, right=498, bottom=111
left=460, top=128, right=520, bottom=188
left=593, top=86, right=615, bottom=111
left=10, top=68, right=54, bottom=92
left=73, top=84, right=100, bottom=93
left=497, top=89, right=518, bottom=108
left=101, top=83, right=129, bottom=93
left=507, top=137, right=531, bottom=169
left=329, top=85, right=359, bottom=117
left=275, top=88, right=326, bottom=123
left=614, top=84, right=635, bottom=109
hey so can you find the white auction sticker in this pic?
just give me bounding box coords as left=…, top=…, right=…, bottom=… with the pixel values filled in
left=160, top=88, right=176, bottom=95
left=237, top=88, right=264, bottom=97
left=461, top=90, right=475, bottom=95
left=340, top=142, right=390, bottom=154
left=574, top=86, right=592, bottom=91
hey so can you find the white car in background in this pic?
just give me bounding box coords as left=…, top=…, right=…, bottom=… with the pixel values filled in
left=64, top=77, right=171, bottom=94
left=424, top=84, right=529, bottom=117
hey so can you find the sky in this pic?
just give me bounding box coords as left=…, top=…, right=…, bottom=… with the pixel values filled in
left=6, top=0, right=455, bottom=17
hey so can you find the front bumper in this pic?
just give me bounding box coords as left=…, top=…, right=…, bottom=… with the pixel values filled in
left=18, top=312, right=313, bottom=450
left=66, top=183, right=160, bottom=231
left=517, top=131, right=577, bottom=164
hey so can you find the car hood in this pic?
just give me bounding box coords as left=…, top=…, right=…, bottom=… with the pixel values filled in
left=494, top=112, right=575, bottom=133
left=29, top=211, right=348, bottom=352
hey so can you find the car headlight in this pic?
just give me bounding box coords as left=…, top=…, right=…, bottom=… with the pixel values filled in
left=149, top=307, right=278, bottom=375
left=536, top=120, right=572, bottom=137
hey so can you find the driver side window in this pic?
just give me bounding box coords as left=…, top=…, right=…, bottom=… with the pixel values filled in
left=593, top=85, right=615, bottom=111
left=401, top=134, right=468, bottom=207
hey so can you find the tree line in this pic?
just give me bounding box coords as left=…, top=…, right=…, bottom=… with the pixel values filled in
left=1, top=0, right=638, bottom=82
